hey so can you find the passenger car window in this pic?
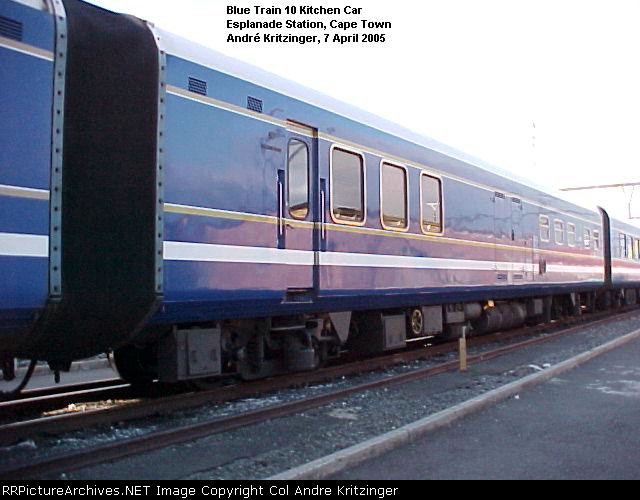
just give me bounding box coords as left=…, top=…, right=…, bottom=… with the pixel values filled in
left=554, top=220, right=565, bottom=245
left=331, top=147, right=365, bottom=224
left=539, top=216, right=550, bottom=242
left=381, top=163, right=408, bottom=230
left=567, top=223, right=576, bottom=247
left=593, top=230, right=600, bottom=251
left=287, top=139, right=309, bottom=220
left=421, top=173, right=443, bottom=233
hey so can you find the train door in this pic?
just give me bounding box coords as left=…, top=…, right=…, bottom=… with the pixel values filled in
left=510, top=197, right=527, bottom=281
left=276, top=123, right=319, bottom=295
left=493, top=192, right=511, bottom=282
left=494, top=193, right=527, bottom=282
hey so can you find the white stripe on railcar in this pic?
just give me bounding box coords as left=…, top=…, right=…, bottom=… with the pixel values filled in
left=164, top=242, right=534, bottom=272
left=546, top=264, right=605, bottom=275
left=163, top=241, right=315, bottom=266
left=0, top=35, right=54, bottom=62
left=0, top=233, right=48, bottom=257
left=0, top=184, right=50, bottom=201
left=163, top=241, right=612, bottom=279
left=319, top=251, right=537, bottom=272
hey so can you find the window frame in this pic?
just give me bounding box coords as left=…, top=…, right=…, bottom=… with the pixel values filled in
left=567, top=222, right=576, bottom=247
left=539, top=215, right=550, bottom=243
left=379, top=160, right=410, bottom=232
left=420, top=171, right=444, bottom=235
left=583, top=228, right=591, bottom=249
left=593, top=230, right=601, bottom=251
left=329, top=144, right=367, bottom=227
left=554, top=219, right=565, bottom=245
left=286, top=138, right=310, bottom=221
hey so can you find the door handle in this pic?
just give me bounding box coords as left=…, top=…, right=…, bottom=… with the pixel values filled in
left=277, top=180, right=284, bottom=237
left=320, top=190, right=326, bottom=240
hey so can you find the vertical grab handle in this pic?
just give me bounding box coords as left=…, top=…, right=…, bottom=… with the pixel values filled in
left=320, top=189, right=326, bottom=240
left=277, top=179, right=284, bottom=237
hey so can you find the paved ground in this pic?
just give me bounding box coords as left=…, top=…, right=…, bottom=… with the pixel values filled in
left=51, top=315, right=640, bottom=480
left=332, top=337, right=640, bottom=480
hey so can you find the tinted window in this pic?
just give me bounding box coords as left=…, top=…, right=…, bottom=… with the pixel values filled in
left=331, top=148, right=365, bottom=223
left=287, top=139, right=309, bottom=220
left=421, top=174, right=443, bottom=233
left=539, top=216, right=550, bottom=241
left=567, top=223, right=576, bottom=246
left=593, top=230, right=601, bottom=251
left=381, top=163, right=408, bottom=229
left=555, top=220, right=565, bottom=244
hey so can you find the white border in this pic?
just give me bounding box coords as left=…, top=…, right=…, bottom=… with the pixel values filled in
left=0, top=232, right=48, bottom=257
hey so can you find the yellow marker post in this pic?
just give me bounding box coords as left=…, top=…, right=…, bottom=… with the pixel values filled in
left=459, top=327, right=467, bottom=372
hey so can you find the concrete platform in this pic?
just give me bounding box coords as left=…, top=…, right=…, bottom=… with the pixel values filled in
left=0, top=363, right=116, bottom=392
left=331, top=336, right=640, bottom=479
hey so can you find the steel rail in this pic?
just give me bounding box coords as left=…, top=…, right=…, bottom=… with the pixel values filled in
left=0, top=380, right=127, bottom=416
left=11, top=378, right=123, bottom=401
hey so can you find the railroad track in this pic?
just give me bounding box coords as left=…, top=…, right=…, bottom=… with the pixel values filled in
left=0, top=379, right=128, bottom=420
left=1, top=305, right=638, bottom=479
left=0, top=378, right=189, bottom=424
left=8, top=378, right=123, bottom=402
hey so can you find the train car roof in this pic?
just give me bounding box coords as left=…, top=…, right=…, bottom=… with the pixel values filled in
left=610, top=216, right=640, bottom=235
left=156, top=26, right=604, bottom=223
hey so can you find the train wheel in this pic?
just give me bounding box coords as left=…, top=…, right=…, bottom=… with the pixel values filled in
left=409, top=308, right=423, bottom=337
left=110, top=344, right=157, bottom=386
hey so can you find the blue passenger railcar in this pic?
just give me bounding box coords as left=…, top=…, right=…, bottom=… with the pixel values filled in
left=157, top=29, right=607, bottom=322
left=142, top=26, right=612, bottom=381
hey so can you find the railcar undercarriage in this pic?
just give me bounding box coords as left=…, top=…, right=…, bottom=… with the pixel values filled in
left=105, top=288, right=640, bottom=386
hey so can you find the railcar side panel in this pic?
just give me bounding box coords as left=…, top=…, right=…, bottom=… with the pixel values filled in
left=610, top=223, right=640, bottom=286
left=0, top=0, right=54, bottom=340
left=157, top=48, right=609, bottom=326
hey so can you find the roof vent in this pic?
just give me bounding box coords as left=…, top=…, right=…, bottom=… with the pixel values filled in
left=247, top=96, right=263, bottom=113
left=0, top=16, right=23, bottom=41
left=188, top=77, right=207, bottom=96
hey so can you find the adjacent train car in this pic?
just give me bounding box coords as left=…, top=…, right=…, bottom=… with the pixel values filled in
left=1, top=0, right=163, bottom=373
left=0, top=0, right=638, bottom=386
left=608, top=216, right=640, bottom=302
left=0, top=0, right=61, bottom=378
